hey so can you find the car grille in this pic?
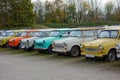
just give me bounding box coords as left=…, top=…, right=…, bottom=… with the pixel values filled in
left=85, top=48, right=99, bottom=52
left=54, top=44, right=64, bottom=48
left=36, top=43, right=43, bottom=46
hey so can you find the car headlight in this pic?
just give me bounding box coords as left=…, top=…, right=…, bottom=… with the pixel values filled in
left=99, top=45, right=104, bottom=50
left=63, top=42, right=67, bottom=48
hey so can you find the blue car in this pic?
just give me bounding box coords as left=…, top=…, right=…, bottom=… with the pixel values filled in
left=34, top=28, right=73, bottom=53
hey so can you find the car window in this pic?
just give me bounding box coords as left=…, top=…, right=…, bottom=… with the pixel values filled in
left=35, top=32, right=43, bottom=37
left=69, top=30, right=82, bottom=37
left=16, top=32, right=23, bottom=36
left=7, top=32, right=14, bottom=36
left=1, top=32, right=7, bottom=36
left=98, top=30, right=118, bottom=38
left=29, top=32, right=37, bottom=37
left=82, top=30, right=94, bottom=37
left=20, top=32, right=27, bottom=36
left=49, top=31, right=59, bottom=37
left=62, top=31, right=70, bottom=37
left=44, top=31, right=51, bottom=37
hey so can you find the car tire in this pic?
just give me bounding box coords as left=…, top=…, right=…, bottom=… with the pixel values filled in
left=48, top=45, right=53, bottom=54
left=70, top=46, right=80, bottom=57
left=106, top=50, right=116, bottom=62
left=6, top=42, right=10, bottom=48
left=18, top=43, right=21, bottom=49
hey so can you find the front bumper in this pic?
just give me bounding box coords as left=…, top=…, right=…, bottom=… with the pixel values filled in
left=52, top=48, right=68, bottom=53
left=81, top=51, right=105, bottom=58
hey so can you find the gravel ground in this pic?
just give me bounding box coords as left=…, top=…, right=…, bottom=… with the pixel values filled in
left=0, top=51, right=120, bottom=80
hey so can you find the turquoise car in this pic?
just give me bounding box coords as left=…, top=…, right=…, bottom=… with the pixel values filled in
left=34, top=28, right=73, bottom=53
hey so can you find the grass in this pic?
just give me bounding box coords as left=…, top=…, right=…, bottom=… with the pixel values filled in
left=0, top=24, right=48, bottom=30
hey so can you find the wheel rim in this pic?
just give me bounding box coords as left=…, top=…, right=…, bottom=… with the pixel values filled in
left=71, top=46, right=79, bottom=57
left=108, top=52, right=115, bottom=62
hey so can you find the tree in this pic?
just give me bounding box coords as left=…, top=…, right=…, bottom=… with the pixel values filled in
left=114, top=0, right=120, bottom=20
left=105, top=1, right=114, bottom=20
left=33, top=0, right=44, bottom=23
left=88, top=0, right=102, bottom=21
left=0, top=0, right=35, bottom=28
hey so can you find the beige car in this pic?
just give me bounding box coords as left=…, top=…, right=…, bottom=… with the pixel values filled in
left=52, top=27, right=105, bottom=57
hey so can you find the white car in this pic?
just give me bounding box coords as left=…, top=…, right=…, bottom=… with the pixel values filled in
left=52, top=27, right=105, bottom=57
left=20, top=29, right=53, bottom=51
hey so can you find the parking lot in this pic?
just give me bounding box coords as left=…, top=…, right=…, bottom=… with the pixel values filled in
left=0, top=49, right=120, bottom=80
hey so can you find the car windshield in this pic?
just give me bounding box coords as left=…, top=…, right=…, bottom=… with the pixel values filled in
left=20, top=32, right=27, bottom=37
left=98, top=30, right=118, bottom=38
left=49, top=31, right=59, bottom=37
left=1, top=32, right=7, bottom=36
left=7, top=32, right=14, bottom=36
left=34, top=32, right=43, bottom=37
left=28, top=32, right=38, bottom=37
left=69, top=30, right=82, bottom=37
left=16, top=32, right=23, bottom=36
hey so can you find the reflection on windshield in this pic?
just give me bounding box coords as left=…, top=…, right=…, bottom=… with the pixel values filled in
left=16, top=32, right=22, bottom=36
left=49, top=31, right=59, bottom=37
left=20, top=32, right=27, bottom=36
left=34, top=32, right=43, bottom=37
left=1, top=32, right=7, bottom=36
left=98, top=30, right=118, bottom=38
left=7, top=32, right=14, bottom=36
left=69, top=30, right=82, bottom=37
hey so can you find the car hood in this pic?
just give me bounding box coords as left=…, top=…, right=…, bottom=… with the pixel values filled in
left=35, top=37, right=57, bottom=43
left=21, top=37, right=38, bottom=42
left=54, top=37, right=80, bottom=44
left=9, top=37, right=24, bottom=41
left=1, top=36, right=14, bottom=40
left=85, top=38, right=116, bottom=46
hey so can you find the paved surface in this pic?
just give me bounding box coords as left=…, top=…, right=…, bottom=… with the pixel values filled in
left=0, top=51, right=120, bottom=80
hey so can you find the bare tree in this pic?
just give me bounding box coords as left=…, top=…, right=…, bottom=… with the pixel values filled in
left=105, top=1, right=114, bottom=20
left=88, top=0, right=102, bottom=21
left=114, top=0, right=120, bottom=20
left=33, top=0, right=44, bottom=23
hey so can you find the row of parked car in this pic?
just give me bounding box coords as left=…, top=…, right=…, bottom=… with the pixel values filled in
left=0, top=26, right=120, bottom=62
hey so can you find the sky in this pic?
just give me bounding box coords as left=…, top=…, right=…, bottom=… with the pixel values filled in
left=31, top=0, right=110, bottom=4
left=31, top=0, right=112, bottom=8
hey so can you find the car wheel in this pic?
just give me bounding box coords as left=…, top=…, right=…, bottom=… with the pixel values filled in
left=70, top=46, right=80, bottom=57
left=18, top=43, right=21, bottom=49
left=106, top=50, right=116, bottom=62
left=6, top=42, right=9, bottom=48
left=48, top=45, right=53, bottom=54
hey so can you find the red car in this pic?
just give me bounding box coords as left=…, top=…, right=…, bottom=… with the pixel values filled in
left=8, top=30, right=39, bottom=48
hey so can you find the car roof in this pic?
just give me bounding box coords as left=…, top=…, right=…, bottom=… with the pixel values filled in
left=74, top=27, right=105, bottom=30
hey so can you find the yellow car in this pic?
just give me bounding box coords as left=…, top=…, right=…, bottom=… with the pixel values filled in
left=80, top=28, right=120, bottom=62
left=0, top=30, right=25, bottom=47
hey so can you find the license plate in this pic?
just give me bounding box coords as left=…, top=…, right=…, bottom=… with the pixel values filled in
left=86, top=54, right=94, bottom=58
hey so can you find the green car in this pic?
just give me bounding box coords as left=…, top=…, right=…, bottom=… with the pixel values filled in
left=34, top=28, right=73, bottom=53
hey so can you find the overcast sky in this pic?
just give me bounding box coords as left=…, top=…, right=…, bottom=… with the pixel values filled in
left=31, top=0, right=110, bottom=4
left=31, top=0, right=112, bottom=7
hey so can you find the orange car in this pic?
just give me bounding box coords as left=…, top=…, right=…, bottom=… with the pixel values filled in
left=8, top=29, right=39, bottom=48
